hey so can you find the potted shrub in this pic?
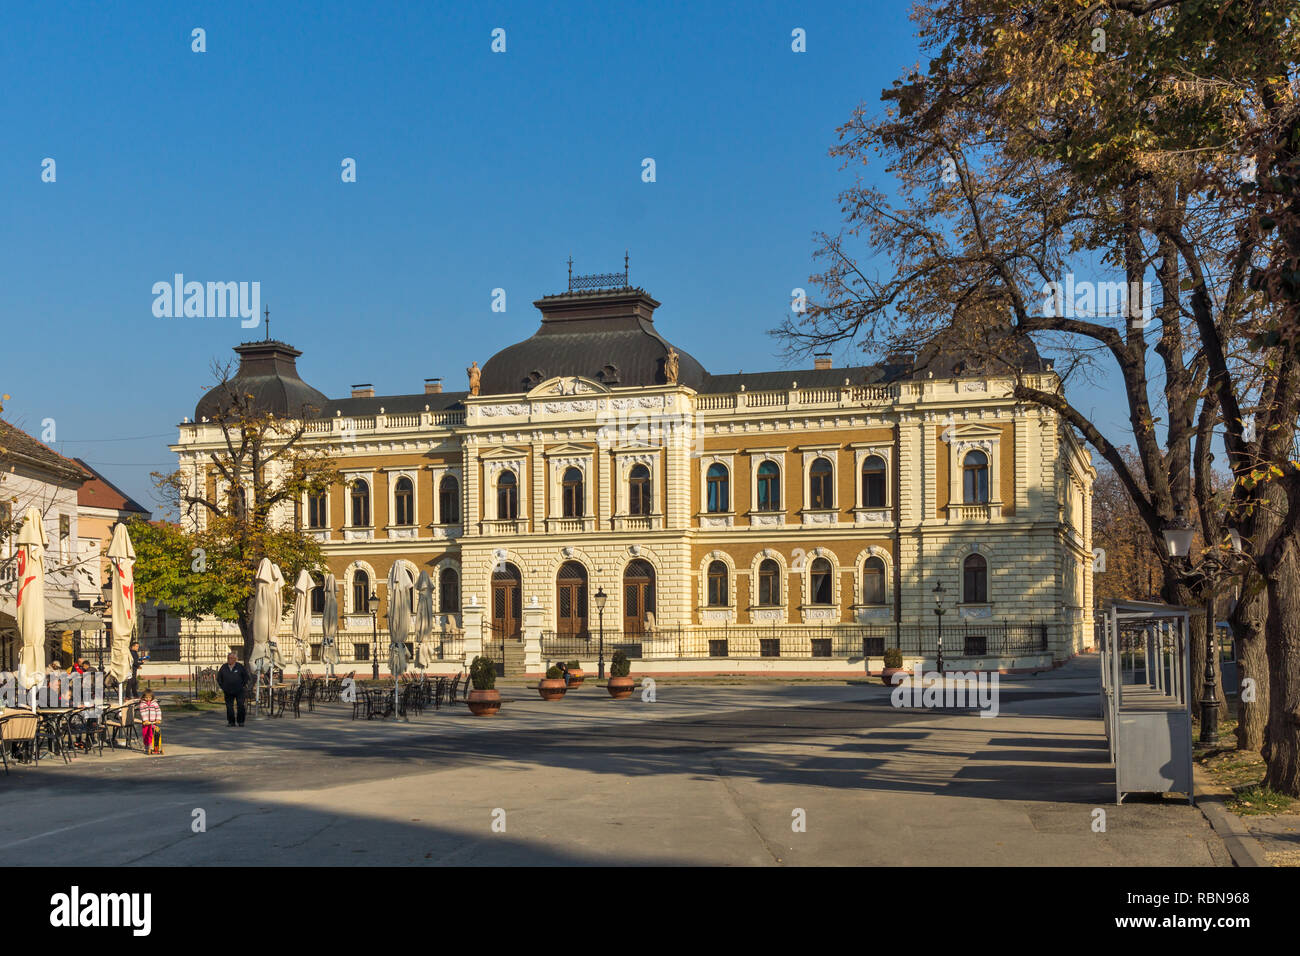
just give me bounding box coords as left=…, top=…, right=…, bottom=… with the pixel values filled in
left=566, top=659, right=584, bottom=689
left=467, top=656, right=501, bottom=716
left=538, top=664, right=568, bottom=701
left=607, top=650, right=634, bottom=699
left=880, top=647, right=908, bottom=687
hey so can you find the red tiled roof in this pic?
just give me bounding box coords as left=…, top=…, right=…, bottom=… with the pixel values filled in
left=73, top=459, right=150, bottom=516
left=0, top=418, right=88, bottom=483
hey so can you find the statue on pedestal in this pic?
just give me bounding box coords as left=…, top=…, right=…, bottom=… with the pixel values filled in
left=467, top=361, right=481, bottom=396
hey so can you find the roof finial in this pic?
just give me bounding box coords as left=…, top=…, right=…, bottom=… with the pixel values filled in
left=264, top=304, right=271, bottom=341
left=624, top=249, right=629, bottom=287
left=567, top=256, right=574, bottom=290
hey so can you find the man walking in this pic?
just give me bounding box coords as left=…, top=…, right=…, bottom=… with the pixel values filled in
left=218, top=653, right=250, bottom=727
left=127, top=640, right=146, bottom=698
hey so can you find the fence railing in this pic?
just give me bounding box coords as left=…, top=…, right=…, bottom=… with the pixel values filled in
left=541, top=622, right=1048, bottom=661
left=173, top=629, right=467, bottom=664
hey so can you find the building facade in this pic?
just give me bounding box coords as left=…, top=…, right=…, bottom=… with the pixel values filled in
left=171, top=284, right=1095, bottom=675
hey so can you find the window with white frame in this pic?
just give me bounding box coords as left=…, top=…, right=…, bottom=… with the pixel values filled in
left=439, top=474, right=460, bottom=524
left=756, top=460, right=781, bottom=511
left=808, top=457, right=835, bottom=509
left=862, top=556, right=886, bottom=605
left=393, top=476, right=415, bottom=526
left=809, top=557, right=834, bottom=605
left=350, top=478, right=371, bottom=527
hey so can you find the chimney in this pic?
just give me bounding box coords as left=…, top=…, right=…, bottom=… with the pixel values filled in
left=424, top=377, right=443, bottom=395
left=814, top=352, right=833, bottom=371
left=351, top=384, right=374, bottom=399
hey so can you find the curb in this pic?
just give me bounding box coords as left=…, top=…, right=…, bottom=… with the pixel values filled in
left=1193, top=765, right=1271, bottom=867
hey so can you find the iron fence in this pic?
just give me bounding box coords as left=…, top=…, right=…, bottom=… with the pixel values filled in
left=176, top=628, right=467, bottom=665
left=542, top=621, right=1048, bottom=661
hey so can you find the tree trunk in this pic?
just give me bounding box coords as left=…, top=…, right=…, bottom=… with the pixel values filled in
left=1264, top=530, right=1300, bottom=796
left=1232, top=573, right=1270, bottom=753
left=238, top=604, right=255, bottom=667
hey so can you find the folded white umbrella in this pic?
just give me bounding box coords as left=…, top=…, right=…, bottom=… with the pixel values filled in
left=107, top=523, right=136, bottom=695
left=413, top=570, right=434, bottom=668
left=268, top=562, right=287, bottom=668
left=291, top=569, right=312, bottom=670
left=387, top=563, right=412, bottom=678
left=250, top=558, right=279, bottom=676
left=321, top=573, right=340, bottom=673
left=15, top=508, right=47, bottom=697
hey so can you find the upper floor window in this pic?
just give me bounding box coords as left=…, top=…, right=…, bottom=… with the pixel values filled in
left=310, top=585, right=325, bottom=614
left=393, top=476, right=414, bottom=526
left=809, top=457, right=834, bottom=509
left=706, top=560, right=728, bottom=606
left=352, top=570, right=371, bottom=614
left=810, top=557, right=834, bottom=605
left=862, top=556, right=886, bottom=605
left=963, top=451, right=989, bottom=504
left=862, top=456, right=886, bottom=508
left=439, top=475, right=460, bottom=524
left=350, top=479, right=371, bottom=527
left=706, top=464, right=729, bottom=513
left=756, top=461, right=781, bottom=511
left=629, top=464, right=652, bottom=516
left=757, top=558, right=781, bottom=606
left=307, top=491, right=327, bottom=529
left=497, top=470, right=518, bottom=521
left=562, top=467, right=584, bottom=518
left=439, top=566, right=460, bottom=613
left=963, top=554, right=988, bottom=603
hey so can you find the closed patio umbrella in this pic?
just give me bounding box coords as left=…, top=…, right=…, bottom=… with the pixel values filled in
left=107, top=523, right=136, bottom=706
left=268, top=562, right=287, bottom=670
left=250, top=558, right=283, bottom=709
left=321, top=573, right=340, bottom=677
left=15, top=508, right=47, bottom=706
left=387, top=563, right=411, bottom=680
left=291, top=569, right=312, bottom=679
left=413, top=570, right=434, bottom=669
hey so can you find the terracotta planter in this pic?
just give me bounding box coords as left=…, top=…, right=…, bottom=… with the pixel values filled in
left=467, top=688, right=502, bottom=716
left=607, top=676, right=634, bottom=699
left=537, top=678, right=568, bottom=701
left=880, top=667, right=909, bottom=688
left=567, top=668, right=584, bottom=689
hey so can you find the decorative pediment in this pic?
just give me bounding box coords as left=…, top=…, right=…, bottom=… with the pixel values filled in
left=544, top=443, right=596, bottom=458
left=947, top=422, right=1002, bottom=440
left=480, top=445, right=531, bottom=460
left=526, top=376, right=609, bottom=399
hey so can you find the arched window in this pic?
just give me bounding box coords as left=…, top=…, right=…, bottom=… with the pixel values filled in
left=310, top=585, right=325, bottom=614
left=307, top=491, right=327, bottom=529
left=352, top=570, right=371, bottom=614
left=350, top=479, right=370, bottom=527
left=562, top=467, right=584, bottom=518
left=393, top=476, right=414, bottom=526
left=439, top=567, right=459, bottom=613
left=623, top=559, right=655, bottom=635
left=861, top=456, right=886, bottom=508
left=706, top=560, right=728, bottom=607
left=757, top=559, right=781, bottom=606
left=756, top=461, right=780, bottom=511
left=862, top=556, right=886, bottom=605
left=809, top=457, right=834, bottom=509
left=439, top=474, right=460, bottom=525
left=556, top=561, right=588, bottom=635
left=810, top=557, right=833, bottom=605
left=963, top=451, right=989, bottom=504
left=706, top=463, right=729, bottom=513
left=963, top=554, right=988, bottom=603
left=629, top=464, right=652, bottom=516
left=497, top=470, right=518, bottom=520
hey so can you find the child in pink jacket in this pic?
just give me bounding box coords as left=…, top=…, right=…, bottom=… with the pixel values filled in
left=138, top=690, right=163, bottom=754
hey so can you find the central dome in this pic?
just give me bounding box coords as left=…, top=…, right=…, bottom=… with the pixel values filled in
left=478, top=288, right=708, bottom=394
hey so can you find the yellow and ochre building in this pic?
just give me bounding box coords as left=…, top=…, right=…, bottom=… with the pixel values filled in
left=171, top=281, right=1094, bottom=674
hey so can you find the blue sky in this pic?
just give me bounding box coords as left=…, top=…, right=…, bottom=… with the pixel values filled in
left=1, top=0, right=1138, bottom=510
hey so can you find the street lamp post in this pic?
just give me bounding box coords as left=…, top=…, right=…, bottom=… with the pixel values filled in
left=1161, top=507, right=1221, bottom=743
left=368, top=591, right=380, bottom=681
left=933, top=580, right=946, bottom=675
left=93, top=582, right=112, bottom=672
left=594, top=586, right=607, bottom=680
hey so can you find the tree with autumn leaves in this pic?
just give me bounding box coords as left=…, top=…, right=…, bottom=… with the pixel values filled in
left=131, top=366, right=340, bottom=664
left=779, top=1, right=1300, bottom=792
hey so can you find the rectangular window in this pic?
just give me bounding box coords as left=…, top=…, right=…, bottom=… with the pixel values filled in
left=863, top=637, right=886, bottom=658
left=810, top=638, right=832, bottom=658
left=963, top=634, right=988, bottom=656
left=708, top=639, right=728, bottom=657
left=759, top=638, right=781, bottom=658
left=307, top=493, right=327, bottom=529
left=355, top=643, right=370, bottom=662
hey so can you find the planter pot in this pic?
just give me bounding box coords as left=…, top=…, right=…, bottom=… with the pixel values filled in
left=607, top=676, right=635, bottom=700
left=467, top=688, right=502, bottom=716
left=880, top=667, right=909, bottom=688
left=537, top=678, right=567, bottom=701
left=567, top=669, right=584, bottom=689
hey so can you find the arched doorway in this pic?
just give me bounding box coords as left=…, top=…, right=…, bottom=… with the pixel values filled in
left=556, top=561, right=588, bottom=636
left=491, top=563, right=522, bottom=640
left=623, top=559, right=655, bottom=635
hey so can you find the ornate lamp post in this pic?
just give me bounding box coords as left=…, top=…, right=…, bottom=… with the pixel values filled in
left=594, top=586, right=607, bottom=679
left=1161, top=507, right=1220, bottom=743
left=368, top=591, right=380, bottom=681
left=933, top=579, right=946, bottom=675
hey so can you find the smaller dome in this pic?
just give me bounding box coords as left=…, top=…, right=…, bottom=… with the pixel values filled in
left=194, top=340, right=329, bottom=421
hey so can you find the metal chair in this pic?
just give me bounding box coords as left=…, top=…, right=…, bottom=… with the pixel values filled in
left=0, top=712, right=39, bottom=772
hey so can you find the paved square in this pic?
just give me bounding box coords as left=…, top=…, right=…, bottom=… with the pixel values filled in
left=0, top=659, right=1229, bottom=865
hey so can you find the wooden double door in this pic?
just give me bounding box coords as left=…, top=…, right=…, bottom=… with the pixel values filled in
left=623, top=559, right=655, bottom=635
left=491, top=564, right=522, bottom=639
left=556, top=561, right=588, bottom=636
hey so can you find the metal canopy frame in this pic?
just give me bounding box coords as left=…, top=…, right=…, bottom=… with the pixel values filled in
left=1099, top=600, right=1194, bottom=805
